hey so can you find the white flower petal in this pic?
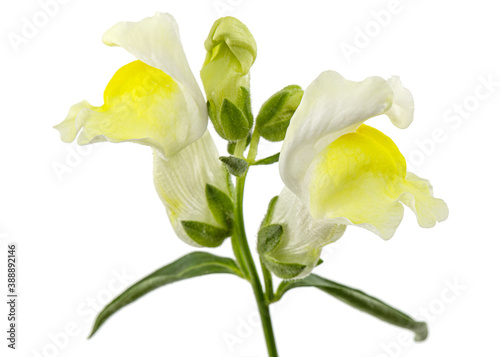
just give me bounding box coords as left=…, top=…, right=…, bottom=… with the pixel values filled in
left=153, top=131, right=229, bottom=247
left=398, top=172, right=449, bottom=228
left=386, top=76, right=414, bottom=129
left=54, top=101, right=93, bottom=142
left=280, top=71, right=413, bottom=197
left=102, top=12, right=207, bottom=149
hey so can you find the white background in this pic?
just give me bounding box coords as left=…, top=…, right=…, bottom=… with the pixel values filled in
left=1, top=0, right=499, bottom=356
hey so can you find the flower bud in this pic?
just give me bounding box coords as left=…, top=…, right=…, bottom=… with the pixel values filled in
left=201, top=17, right=257, bottom=141
left=256, top=85, right=304, bottom=142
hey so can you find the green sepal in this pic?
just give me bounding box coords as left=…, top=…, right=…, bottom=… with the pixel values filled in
left=207, top=99, right=217, bottom=125
left=220, top=99, right=251, bottom=141
left=257, top=224, right=283, bottom=255
left=205, top=184, right=234, bottom=230
left=261, top=256, right=307, bottom=280
left=240, top=86, right=254, bottom=129
left=274, top=274, right=429, bottom=342
left=89, top=252, right=244, bottom=338
left=256, top=85, right=303, bottom=142
left=252, top=153, right=280, bottom=166
left=181, top=221, right=230, bottom=248
left=260, top=196, right=279, bottom=228
left=220, top=156, right=249, bottom=177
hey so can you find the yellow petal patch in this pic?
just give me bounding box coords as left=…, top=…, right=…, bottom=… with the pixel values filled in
left=55, top=60, right=191, bottom=158
left=309, top=124, right=447, bottom=239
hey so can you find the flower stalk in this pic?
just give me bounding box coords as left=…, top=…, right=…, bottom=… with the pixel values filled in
left=232, top=136, right=279, bottom=357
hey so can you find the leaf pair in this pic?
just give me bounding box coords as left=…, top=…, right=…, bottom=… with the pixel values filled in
left=90, top=252, right=427, bottom=343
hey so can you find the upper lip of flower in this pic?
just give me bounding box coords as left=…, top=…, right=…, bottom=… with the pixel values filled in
left=54, top=12, right=208, bottom=160
left=279, top=70, right=414, bottom=198
left=102, top=12, right=207, bottom=118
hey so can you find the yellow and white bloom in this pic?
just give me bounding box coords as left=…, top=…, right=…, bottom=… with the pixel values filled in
left=54, top=13, right=234, bottom=248
left=153, top=131, right=232, bottom=247
left=54, top=12, right=207, bottom=159
left=279, top=71, right=448, bottom=240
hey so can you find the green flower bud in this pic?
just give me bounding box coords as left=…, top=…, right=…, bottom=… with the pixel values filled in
left=201, top=17, right=257, bottom=141
left=256, top=85, right=304, bottom=142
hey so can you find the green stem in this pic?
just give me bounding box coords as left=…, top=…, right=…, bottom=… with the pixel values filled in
left=247, top=130, right=260, bottom=163
left=232, top=154, right=278, bottom=356
left=231, top=235, right=249, bottom=279
left=261, top=259, right=275, bottom=303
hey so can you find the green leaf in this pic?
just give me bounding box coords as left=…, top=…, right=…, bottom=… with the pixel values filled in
left=181, top=221, right=230, bottom=248
left=89, top=252, right=244, bottom=338
left=205, top=184, right=234, bottom=230
left=274, top=274, right=428, bottom=342
left=257, top=224, right=283, bottom=255
left=220, top=156, right=249, bottom=177
left=220, top=99, right=250, bottom=141
left=256, top=85, right=303, bottom=142
left=252, top=153, right=280, bottom=166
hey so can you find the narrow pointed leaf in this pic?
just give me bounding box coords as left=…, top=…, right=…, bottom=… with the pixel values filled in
left=274, top=274, right=428, bottom=341
left=252, top=152, right=280, bottom=166
left=89, top=252, right=244, bottom=338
